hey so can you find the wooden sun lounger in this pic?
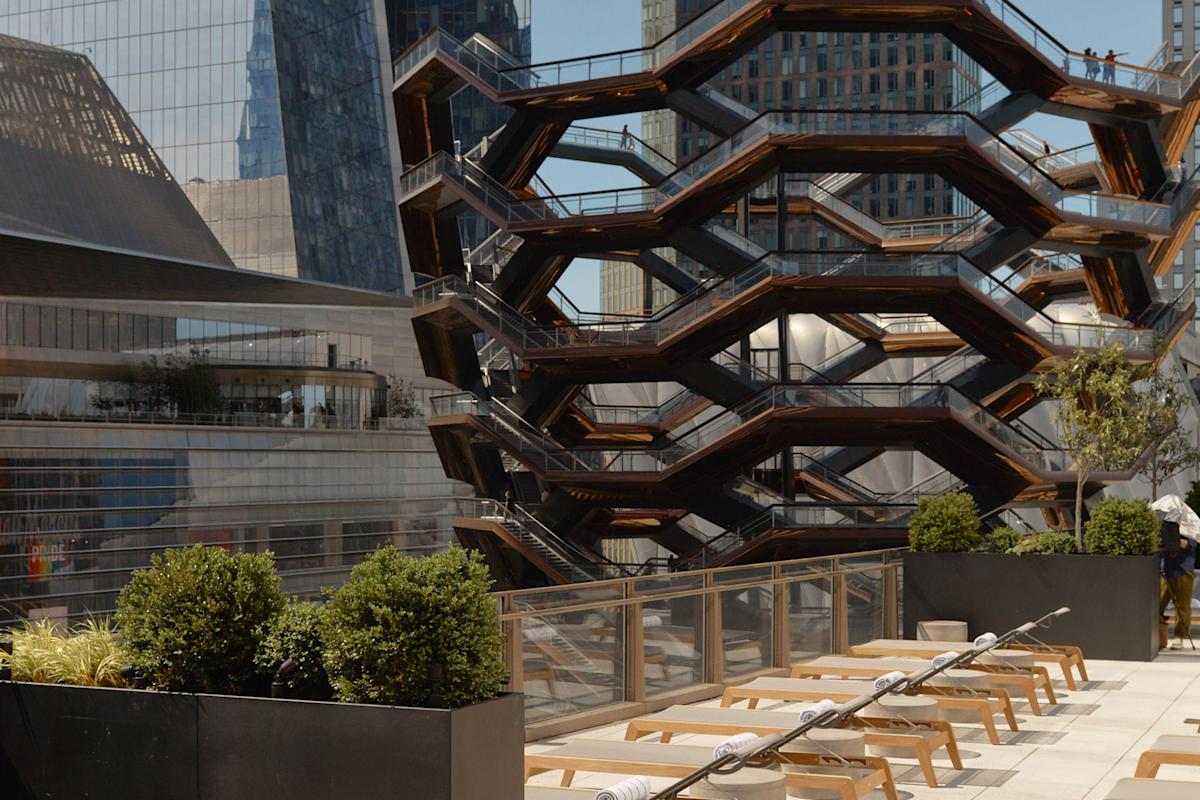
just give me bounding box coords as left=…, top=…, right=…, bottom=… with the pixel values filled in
left=846, top=639, right=1058, bottom=712
left=624, top=703, right=962, bottom=788
left=721, top=675, right=1011, bottom=746
left=1104, top=777, right=1200, bottom=799
left=788, top=656, right=1019, bottom=735
left=1134, top=734, right=1200, bottom=778
left=525, top=738, right=899, bottom=800
left=846, top=636, right=1087, bottom=689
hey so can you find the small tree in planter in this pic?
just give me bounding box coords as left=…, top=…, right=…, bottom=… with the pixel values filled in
left=907, top=493, right=982, bottom=552
left=1035, top=343, right=1148, bottom=551
left=321, top=547, right=506, bottom=708
left=1084, top=496, right=1160, bottom=556
left=115, top=545, right=287, bottom=693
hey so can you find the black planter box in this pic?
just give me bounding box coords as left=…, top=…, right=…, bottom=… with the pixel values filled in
left=0, top=682, right=523, bottom=800
left=903, top=551, right=1161, bottom=661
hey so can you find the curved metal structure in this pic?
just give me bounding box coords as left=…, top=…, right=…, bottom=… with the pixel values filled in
left=398, top=0, right=1200, bottom=585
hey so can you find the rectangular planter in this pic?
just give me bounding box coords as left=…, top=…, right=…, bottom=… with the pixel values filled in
left=0, top=682, right=523, bottom=800
left=902, top=551, right=1160, bottom=661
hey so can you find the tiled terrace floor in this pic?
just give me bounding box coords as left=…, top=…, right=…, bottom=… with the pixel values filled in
left=526, top=648, right=1200, bottom=799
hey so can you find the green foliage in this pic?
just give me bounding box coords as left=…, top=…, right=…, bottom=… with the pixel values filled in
left=985, top=527, right=1025, bottom=553
left=1135, top=356, right=1200, bottom=499
left=907, top=493, right=982, bottom=553
left=116, top=545, right=286, bottom=693
left=1, top=618, right=127, bottom=687
left=1036, top=343, right=1149, bottom=550
left=386, top=376, right=423, bottom=418
left=1187, top=481, right=1200, bottom=517
left=1084, top=496, right=1161, bottom=556
left=1009, top=531, right=1079, bottom=555
left=255, top=602, right=332, bottom=700
left=321, top=547, right=506, bottom=708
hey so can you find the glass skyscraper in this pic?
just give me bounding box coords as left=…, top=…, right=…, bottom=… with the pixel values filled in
left=0, top=0, right=407, bottom=294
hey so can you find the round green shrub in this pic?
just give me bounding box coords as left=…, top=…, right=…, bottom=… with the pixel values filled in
left=115, top=545, right=286, bottom=693
left=907, top=493, right=982, bottom=553
left=255, top=602, right=332, bottom=700
left=1009, top=531, right=1078, bottom=555
left=984, top=527, right=1024, bottom=553
left=321, top=547, right=506, bottom=708
left=1084, top=496, right=1160, bottom=556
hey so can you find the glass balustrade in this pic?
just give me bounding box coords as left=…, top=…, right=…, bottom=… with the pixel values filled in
left=403, top=113, right=1175, bottom=233
left=496, top=549, right=904, bottom=725
left=417, top=248, right=1156, bottom=357
left=402, top=0, right=1186, bottom=101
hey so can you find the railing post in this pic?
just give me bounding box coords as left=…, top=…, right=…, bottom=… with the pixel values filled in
left=704, top=570, right=724, bottom=683
left=884, top=560, right=900, bottom=639
left=625, top=582, right=645, bottom=704
left=773, top=562, right=790, bottom=669
left=503, top=598, right=524, bottom=695
left=832, top=559, right=850, bottom=654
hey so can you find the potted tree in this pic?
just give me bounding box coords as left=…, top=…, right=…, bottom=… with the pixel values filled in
left=903, top=493, right=1162, bottom=661
left=0, top=546, right=521, bottom=800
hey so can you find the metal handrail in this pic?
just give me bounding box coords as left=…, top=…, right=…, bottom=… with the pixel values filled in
left=399, top=110, right=1179, bottom=231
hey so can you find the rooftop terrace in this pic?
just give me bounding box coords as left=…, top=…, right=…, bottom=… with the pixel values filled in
left=526, top=649, right=1200, bottom=799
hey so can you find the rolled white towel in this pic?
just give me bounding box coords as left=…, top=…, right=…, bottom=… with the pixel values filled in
left=595, top=776, right=651, bottom=800
left=973, top=632, right=998, bottom=648
left=873, top=670, right=906, bottom=692
left=713, top=732, right=759, bottom=759
left=799, top=698, right=838, bottom=724
left=931, top=650, right=959, bottom=669
left=642, top=614, right=663, bottom=629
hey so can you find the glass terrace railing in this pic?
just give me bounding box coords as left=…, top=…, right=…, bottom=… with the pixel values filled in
left=402, top=112, right=1175, bottom=232
left=416, top=249, right=1157, bottom=355
left=435, top=381, right=1076, bottom=477
left=394, top=29, right=531, bottom=92
left=556, top=124, right=677, bottom=177
left=459, top=0, right=1186, bottom=99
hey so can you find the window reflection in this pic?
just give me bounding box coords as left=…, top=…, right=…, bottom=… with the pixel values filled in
left=0, top=0, right=405, bottom=292
left=0, top=301, right=373, bottom=370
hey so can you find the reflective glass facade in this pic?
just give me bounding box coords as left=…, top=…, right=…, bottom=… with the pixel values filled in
left=0, top=296, right=448, bottom=427
left=0, top=422, right=473, bottom=625
left=0, top=1, right=406, bottom=293
left=0, top=33, right=232, bottom=266
left=1, top=301, right=374, bottom=370
left=0, top=292, right=471, bottom=625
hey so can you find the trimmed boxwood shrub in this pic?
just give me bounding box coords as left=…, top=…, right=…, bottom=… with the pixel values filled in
left=1009, top=531, right=1078, bottom=555
left=321, top=547, right=506, bottom=708
left=907, top=493, right=982, bottom=553
left=1084, top=496, right=1160, bottom=555
left=984, top=526, right=1024, bottom=553
left=255, top=602, right=332, bottom=700
left=115, top=545, right=286, bottom=693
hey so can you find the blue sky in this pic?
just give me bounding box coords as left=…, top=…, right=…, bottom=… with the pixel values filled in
left=529, top=0, right=1165, bottom=308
